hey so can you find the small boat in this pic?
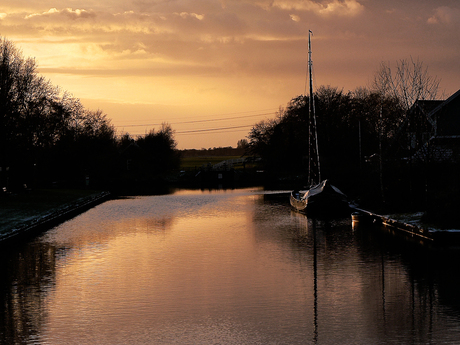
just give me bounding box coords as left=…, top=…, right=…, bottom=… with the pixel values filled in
left=290, top=31, right=349, bottom=218
left=290, top=179, right=349, bottom=217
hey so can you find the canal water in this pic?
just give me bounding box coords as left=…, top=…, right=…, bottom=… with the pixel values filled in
left=1, top=188, right=460, bottom=344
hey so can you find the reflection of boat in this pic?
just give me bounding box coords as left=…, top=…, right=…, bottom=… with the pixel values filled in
left=290, top=31, right=349, bottom=218
left=290, top=179, right=349, bottom=217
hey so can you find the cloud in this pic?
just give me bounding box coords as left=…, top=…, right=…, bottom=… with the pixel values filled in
left=428, top=6, right=460, bottom=24
left=1, top=2, right=458, bottom=99
left=11, top=7, right=168, bottom=37
left=25, top=7, right=96, bottom=20
left=318, top=0, right=364, bottom=16
left=268, top=0, right=364, bottom=17
left=25, top=8, right=58, bottom=19
left=175, top=12, right=205, bottom=20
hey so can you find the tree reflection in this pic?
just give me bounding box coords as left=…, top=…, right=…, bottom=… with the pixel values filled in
left=0, top=242, right=57, bottom=344
left=256, top=193, right=460, bottom=343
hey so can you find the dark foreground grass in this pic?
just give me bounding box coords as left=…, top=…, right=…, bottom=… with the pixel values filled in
left=0, top=189, right=101, bottom=234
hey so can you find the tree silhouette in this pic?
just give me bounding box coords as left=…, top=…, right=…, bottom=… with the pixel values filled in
left=373, top=57, right=441, bottom=111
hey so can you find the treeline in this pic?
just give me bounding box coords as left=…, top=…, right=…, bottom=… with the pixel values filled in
left=181, top=147, right=245, bottom=157
left=0, top=37, right=179, bottom=193
left=247, top=86, right=404, bottom=171
left=246, top=86, right=413, bottom=209
left=246, top=57, right=442, bottom=208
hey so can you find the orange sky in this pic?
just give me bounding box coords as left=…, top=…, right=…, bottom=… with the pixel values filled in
left=1, top=0, right=459, bottom=149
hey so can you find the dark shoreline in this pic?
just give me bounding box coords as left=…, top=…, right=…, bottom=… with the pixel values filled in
left=2, top=173, right=459, bottom=247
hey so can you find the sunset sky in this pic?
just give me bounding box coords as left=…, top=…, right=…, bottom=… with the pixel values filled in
left=1, top=0, right=459, bottom=149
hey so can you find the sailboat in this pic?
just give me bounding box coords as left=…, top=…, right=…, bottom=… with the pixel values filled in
left=290, top=179, right=349, bottom=215
left=290, top=31, right=350, bottom=217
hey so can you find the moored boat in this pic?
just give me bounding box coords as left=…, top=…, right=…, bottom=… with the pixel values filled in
left=290, top=179, right=349, bottom=217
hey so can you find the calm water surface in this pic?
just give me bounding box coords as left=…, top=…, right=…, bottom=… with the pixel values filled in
left=2, top=188, right=460, bottom=344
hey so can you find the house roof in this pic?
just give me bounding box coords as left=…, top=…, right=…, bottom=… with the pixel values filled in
left=430, top=88, right=460, bottom=136
left=414, top=100, right=443, bottom=113
left=410, top=100, right=443, bottom=128
left=428, top=88, right=460, bottom=119
left=388, top=89, right=460, bottom=158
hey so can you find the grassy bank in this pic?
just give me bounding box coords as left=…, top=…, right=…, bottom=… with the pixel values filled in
left=180, top=156, right=241, bottom=170
left=0, top=189, right=102, bottom=235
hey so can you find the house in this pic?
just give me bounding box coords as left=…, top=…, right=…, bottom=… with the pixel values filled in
left=393, top=89, right=460, bottom=163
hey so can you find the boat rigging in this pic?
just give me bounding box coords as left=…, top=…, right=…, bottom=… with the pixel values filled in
left=290, top=30, right=350, bottom=218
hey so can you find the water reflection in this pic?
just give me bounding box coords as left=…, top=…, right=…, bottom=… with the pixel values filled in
left=0, top=242, right=56, bottom=344
left=1, top=189, right=460, bottom=344
left=353, top=223, right=460, bottom=344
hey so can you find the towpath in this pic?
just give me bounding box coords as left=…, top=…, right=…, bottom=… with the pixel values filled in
left=0, top=189, right=110, bottom=242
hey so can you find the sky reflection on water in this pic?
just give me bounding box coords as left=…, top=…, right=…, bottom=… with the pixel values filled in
left=1, top=188, right=460, bottom=344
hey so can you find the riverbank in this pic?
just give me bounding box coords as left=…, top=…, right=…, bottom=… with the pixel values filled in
left=0, top=189, right=110, bottom=243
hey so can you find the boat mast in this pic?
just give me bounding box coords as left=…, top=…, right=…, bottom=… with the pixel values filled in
left=308, top=30, right=321, bottom=185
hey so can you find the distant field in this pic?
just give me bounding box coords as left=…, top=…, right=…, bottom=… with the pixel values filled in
left=180, top=156, right=241, bottom=170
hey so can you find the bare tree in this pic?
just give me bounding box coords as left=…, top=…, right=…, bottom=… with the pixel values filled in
left=373, top=57, right=441, bottom=110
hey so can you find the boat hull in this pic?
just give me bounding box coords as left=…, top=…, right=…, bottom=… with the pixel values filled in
left=290, top=180, right=350, bottom=218
left=290, top=193, right=308, bottom=211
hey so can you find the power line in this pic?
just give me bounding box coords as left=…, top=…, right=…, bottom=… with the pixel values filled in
left=177, top=125, right=252, bottom=134
left=114, top=110, right=277, bottom=128
left=126, top=125, right=253, bottom=137
left=115, top=107, right=279, bottom=138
